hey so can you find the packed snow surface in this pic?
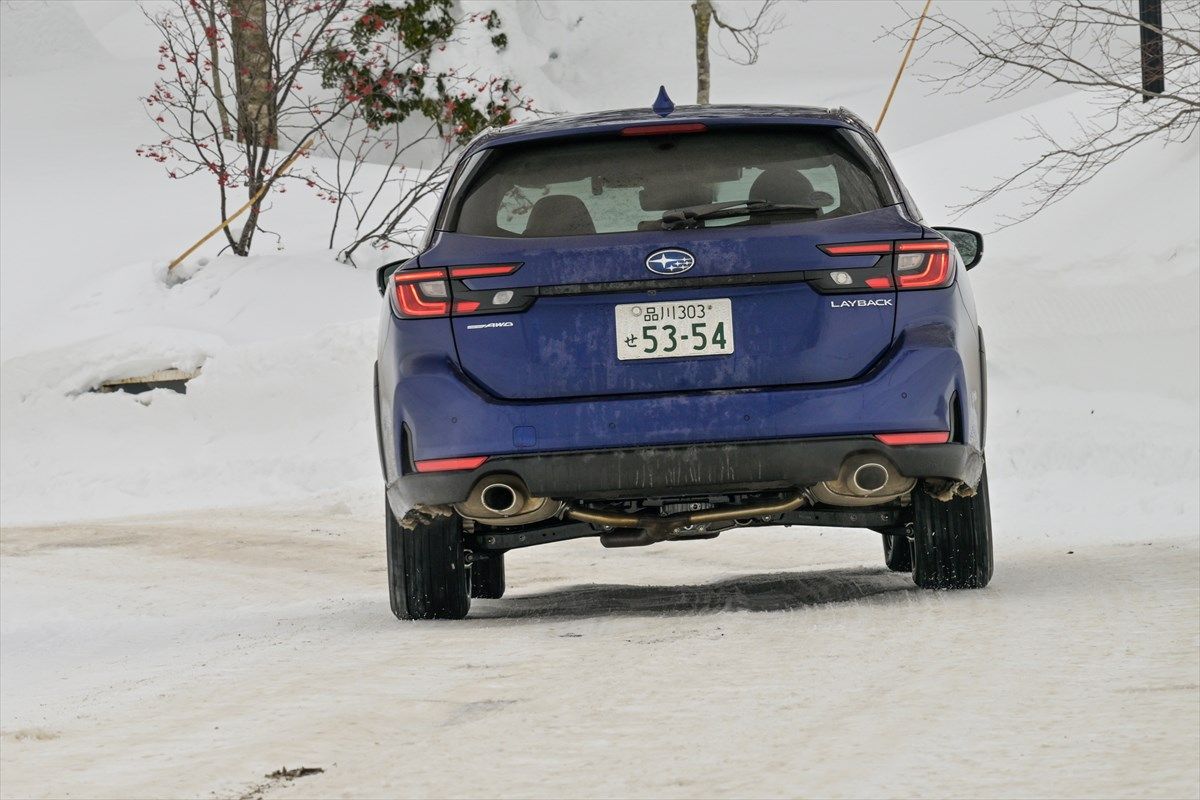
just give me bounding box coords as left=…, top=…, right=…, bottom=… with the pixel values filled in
left=1, top=511, right=1196, bottom=799
left=1, top=1, right=1198, bottom=798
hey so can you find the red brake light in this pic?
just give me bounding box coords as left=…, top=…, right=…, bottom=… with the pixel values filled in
left=414, top=456, right=489, bottom=473
left=819, top=239, right=955, bottom=290
left=819, top=242, right=892, bottom=256
left=449, top=264, right=520, bottom=278
left=895, top=240, right=953, bottom=289
left=621, top=123, right=708, bottom=136
left=393, top=269, right=449, bottom=318
left=875, top=431, right=951, bottom=445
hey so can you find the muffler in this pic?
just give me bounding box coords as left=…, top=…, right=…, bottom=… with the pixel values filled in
left=810, top=454, right=915, bottom=507
left=455, top=474, right=563, bottom=526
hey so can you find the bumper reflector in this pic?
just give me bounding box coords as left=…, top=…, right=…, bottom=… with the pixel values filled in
left=414, top=456, right=489, bottom=473
left=875, top=432, right=951, bottom=445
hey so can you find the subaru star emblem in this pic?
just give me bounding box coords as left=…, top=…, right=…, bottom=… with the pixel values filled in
left=645, top=248, right=695, bottom=275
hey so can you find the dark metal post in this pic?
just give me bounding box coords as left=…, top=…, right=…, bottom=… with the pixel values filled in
left=1139, top=0, right=1165, bottom=101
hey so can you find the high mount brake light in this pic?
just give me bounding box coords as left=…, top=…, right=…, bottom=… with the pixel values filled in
left=392, top=264, right=522, bottom=319
left=621, top=123, right=708, bottom=136
left=819, top=239, right=956, bottom=291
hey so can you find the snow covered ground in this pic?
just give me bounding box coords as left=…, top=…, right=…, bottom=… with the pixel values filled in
left=2, top=509, right=1196, bottom=799
left=1, top=1, right=1198, bottom=797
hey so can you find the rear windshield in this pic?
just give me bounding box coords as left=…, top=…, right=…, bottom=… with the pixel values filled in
left=449, top=127, right=892, bottom=238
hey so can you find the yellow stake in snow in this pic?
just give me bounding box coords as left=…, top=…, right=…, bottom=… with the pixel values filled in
left=167, top=138, right=314, bottom=271
left=876, top=0, right=933, bottom=132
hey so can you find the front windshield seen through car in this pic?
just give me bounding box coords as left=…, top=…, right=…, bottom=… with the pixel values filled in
left=451, top=127, right=889, bottom=238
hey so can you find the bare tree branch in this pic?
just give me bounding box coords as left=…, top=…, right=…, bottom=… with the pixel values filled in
left=692, top=0, right=787, bottom=104
left=892, top=0, right=1199, bottom=226
left=710, top=0, right=785, bottom=66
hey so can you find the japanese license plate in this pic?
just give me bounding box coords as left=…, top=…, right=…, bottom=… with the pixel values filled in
left=614, top=298, right=734, bottom=361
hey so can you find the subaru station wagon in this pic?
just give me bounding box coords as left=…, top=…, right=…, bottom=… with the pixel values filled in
left=374, top=99, right=991, bottom=619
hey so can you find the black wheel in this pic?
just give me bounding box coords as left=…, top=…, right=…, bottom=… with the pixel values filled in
left=385, top=502, right=471, bottom=620
left=470, top=551, right=506, bottom=599
left=882, top=530, right=913, bottom=572
left=911, top=465, right=994, bottom=589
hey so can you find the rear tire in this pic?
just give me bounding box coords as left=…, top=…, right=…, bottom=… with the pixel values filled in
left=882, top=531, right=913, bottom=572
left=911, top=465, right=994, bottom=589
left=386, top=503, right=471, bottom=620
left=470, top=552, right=506, bottom=599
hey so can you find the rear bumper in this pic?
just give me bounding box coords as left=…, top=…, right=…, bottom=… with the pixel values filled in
left=387, top=436, right=983, bottom=510
left=378, top=289, right=986, bottom=513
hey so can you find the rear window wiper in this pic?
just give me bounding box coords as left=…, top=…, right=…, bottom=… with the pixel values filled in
left=661, top=199, right=822, bottom=230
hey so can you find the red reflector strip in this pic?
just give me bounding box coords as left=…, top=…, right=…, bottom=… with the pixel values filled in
left=621, top=123, right=708, bottom=136
left=393, top=269, right=447, bottom=284
left=819, top=242, right=892, bottom=256
left=449, top=264, right=520, bottom=278
left=865, top=277, right=893, bottom=288
left=414, top=456, right=489, bottom=473
left=875, top=432, right=951, bottom=445
left=454, top=300, right=481, bottom=313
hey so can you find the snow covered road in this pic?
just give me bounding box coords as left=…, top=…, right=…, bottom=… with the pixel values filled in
left=2, top=506, right=1196, bottom=799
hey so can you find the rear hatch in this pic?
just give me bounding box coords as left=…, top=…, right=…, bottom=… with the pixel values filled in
left=426, top=123, right=921, bottom=400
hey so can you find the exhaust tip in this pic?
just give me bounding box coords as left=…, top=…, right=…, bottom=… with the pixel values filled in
left=480, top=483, right=520, bottom=515
left=852, top=463, right=889, bottom=494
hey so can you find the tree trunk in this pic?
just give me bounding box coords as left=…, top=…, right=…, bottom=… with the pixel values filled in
left=693, top=0, right=712, bottom=105
left=229, top=0, right=275, bottom=255
left=229, top=0, right=276, bottom=148
left=198, top=0, right=233, bottom=139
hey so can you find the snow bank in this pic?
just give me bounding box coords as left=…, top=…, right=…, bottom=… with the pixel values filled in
left=0, top=253, right=379, bottom=524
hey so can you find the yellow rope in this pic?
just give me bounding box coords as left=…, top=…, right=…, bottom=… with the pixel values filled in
left=167, top=138, right=314, bottom=271
left=875, top=0, right=933, bottom=132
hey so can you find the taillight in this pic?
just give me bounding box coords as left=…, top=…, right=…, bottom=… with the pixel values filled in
left=393, top=269, right=450, bottom=318
left=818, top=238, right=956, bottom=291
left=818, top=242, right=892, bottom=256
left=391, top=264, right=521, bottom=319
left=449, top=264, right=519, bottom=279
left=895, top=240, right=952, bottom=289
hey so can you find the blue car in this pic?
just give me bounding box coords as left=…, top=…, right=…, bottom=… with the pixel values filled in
left=375, top=98, right=991, bottom=619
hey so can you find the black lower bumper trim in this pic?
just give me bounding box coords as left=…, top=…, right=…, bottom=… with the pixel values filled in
left=388, top=437, right=983, bottom=511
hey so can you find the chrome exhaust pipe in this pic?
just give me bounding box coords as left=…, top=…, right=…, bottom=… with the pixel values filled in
left=851, top=463, right=889, bottom=494
left=479, top=482, right=521, bottom=516
left=455, top=475, right=563, bottom=526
